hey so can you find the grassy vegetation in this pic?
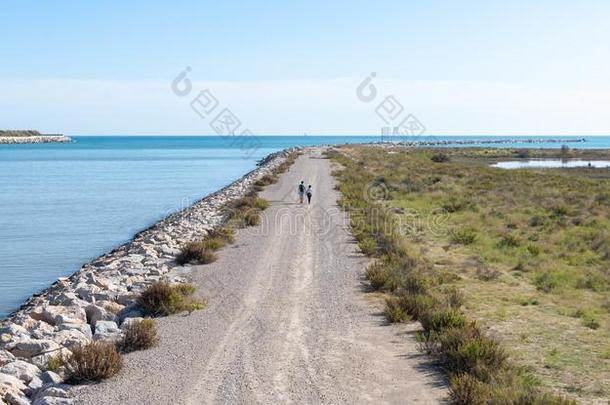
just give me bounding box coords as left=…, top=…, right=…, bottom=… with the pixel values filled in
left=118, top=319, right=158, bottom=353
left=65, top=341, right=123, bottom=382
left=138, top=282, right=205, bottom=316
left=327, top=146, right=610, bottom=404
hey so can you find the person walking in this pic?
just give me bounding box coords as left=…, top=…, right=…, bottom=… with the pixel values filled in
left=298, top=181, right=305, bottom=203
left=306, top=185, right=313, bottom=204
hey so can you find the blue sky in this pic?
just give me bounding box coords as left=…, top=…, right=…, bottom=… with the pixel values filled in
left=1, top=1, right=609, bottom=135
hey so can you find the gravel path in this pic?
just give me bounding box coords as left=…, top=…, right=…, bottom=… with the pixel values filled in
left=73, top=148, right=447, bottom=404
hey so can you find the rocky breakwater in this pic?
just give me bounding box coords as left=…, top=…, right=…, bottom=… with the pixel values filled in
left=0, top=130, right=72, bottom=144
left=0, top=148, right=298, bottom=404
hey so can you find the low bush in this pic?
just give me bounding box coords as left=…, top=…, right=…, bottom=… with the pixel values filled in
left=401, top=293, right=439, bottom=320
left=365, top=262, right=389, bottom=290
left=449, top=373, right=491, bottom=405
left=118, top=319, right=158, bottom=353
left=358, top=237, right=378, bottom=256
left=176, top=242, right=218, bottom=265
left=497, top=233, right=521, bottom=248
left=436, top=323, right=507, bottom=381
left=451, top=228, right=478, bottom=245
left=431, top=152, right=450, bottom=163
left=420, top=308, right=466, bottom=335
left=65, top=341, right=123, bottom=382
left=207, top=227, right=235, bottom=243
left=476, top=266, right=501, bottom=281
left=138, top=282, right=205, bottom=316
left=384, top=297, right=409, bottom=323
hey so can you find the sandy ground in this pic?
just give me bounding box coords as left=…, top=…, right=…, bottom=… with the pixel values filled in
left=73, top=148, right=447, bottom=404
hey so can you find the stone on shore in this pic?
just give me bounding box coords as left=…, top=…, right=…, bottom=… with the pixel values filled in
left=93, top=321, right=121, bottom=341
left=9, top=340, right=61, bottom=359
left=0, top=360, right=40, bottom=384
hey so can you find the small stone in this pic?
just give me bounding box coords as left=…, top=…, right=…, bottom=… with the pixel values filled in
left=0, top=360, right=40, bottom=384
left=5, top=391, right=30, bottom=405
left=40, top=371, right=62, bottom=386
left=94, top=321, right=119, bottom=337
left=0, top=372, right=27, bottom=394
left=57, top=324, right=92, bottom=340
left=37, top=386, right=70, bottom=398
left=51, top=330, right=90, bottom=350
left=85, top=305, right=115, bottom=329
left=10, top=340, right=61, bottom=359
left=27, top=375, right=43, bottom=391
left=0, top=350, right=16, bottom=367
left=0, top=324, right=28, bottom=336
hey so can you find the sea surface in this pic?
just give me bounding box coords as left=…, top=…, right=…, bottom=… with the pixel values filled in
left=1, top=135, right=610, bottom=317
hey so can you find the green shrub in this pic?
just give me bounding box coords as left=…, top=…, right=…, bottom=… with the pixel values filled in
left=437, top=324, right=507, bottom=382
left=400, top=293, right=439, bottom=320
left=65, top=341, right=122, bottom=383
left=498, top=234, right=521, bottom=248
left=420, top=308, right=466, bottom=334
left=365, top=262, right=389, bottom=290
left=451, top=228, right=478, bottom=245
left=46, top=354, right=65, bottom=371
left=403, top=271, right=432, bottom=295
left=358, top=237, right=377, bottom=256
left=449, top=373, right=491, bottom=405
left=138, top=282, right=205, bottom=316
left=582, top=312, right=601, bottom=330
left=384, top=297, right=409, bottom=323
left=118, top=319, right=158, bottom=353
left=431, top=152, right=450, bottom=163
left=534, top=272, right=566, bottom=293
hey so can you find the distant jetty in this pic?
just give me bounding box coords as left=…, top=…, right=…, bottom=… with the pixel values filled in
left=0, top=130, right=72, bottom=144
left=374, top=137, right=586, bottom=148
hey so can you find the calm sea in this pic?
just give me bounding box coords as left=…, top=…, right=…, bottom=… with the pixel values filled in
left=1, top=135, right=609, bottom=317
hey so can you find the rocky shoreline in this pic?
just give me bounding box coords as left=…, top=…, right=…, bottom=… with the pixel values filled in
left=0, top=136, right=72, bottom=144
left=0, top=148, right=297, bottom=405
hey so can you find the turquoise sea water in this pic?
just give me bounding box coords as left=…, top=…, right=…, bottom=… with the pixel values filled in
left=1, top=135, right=609, bottom=317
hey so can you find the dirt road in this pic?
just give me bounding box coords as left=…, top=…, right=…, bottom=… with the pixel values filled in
left=74, top=148, right=446, bottom=404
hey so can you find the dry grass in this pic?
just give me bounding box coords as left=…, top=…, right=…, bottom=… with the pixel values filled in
left=118, top=319, right=158, bottom=353
left=138, top=282, right=205, bottom=316
left=65, top=341, right=123, bottom=382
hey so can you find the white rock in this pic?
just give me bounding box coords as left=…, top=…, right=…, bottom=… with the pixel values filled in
left=84, top=305, right=115, bottom=329
left=0, top=351, right=16, bottom=367
left=51, top=330, right=89, bottom=350
left=5, top=391, right=30, bottom=405
left=29, top=322, right=55, bottom=340
left=30, top=306, right=86, bottom=326
left=0, top=360, right=40, bottom=383
left=57, top=324, right=91, bottom=340
left=32, top=397, right=73, bottom=405
left=94, top=321, right=119, bottom=336
left=0, top=372, right=27, bottom=396
left=74, top=284, right=101, bottom=302
left=40, top=371, right=62, bottom=386
left=27, top=375, right=43, bottom=391
left=0, top=325, right=27, bottom=337
left=10, top=340, right=61, bottom=359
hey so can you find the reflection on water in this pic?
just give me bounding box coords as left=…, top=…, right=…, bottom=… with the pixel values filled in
left=492, top=160, right=610, bottom=169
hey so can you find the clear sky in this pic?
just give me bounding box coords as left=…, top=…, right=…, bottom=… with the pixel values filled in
left=1, top=0, right=609, bottom=135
